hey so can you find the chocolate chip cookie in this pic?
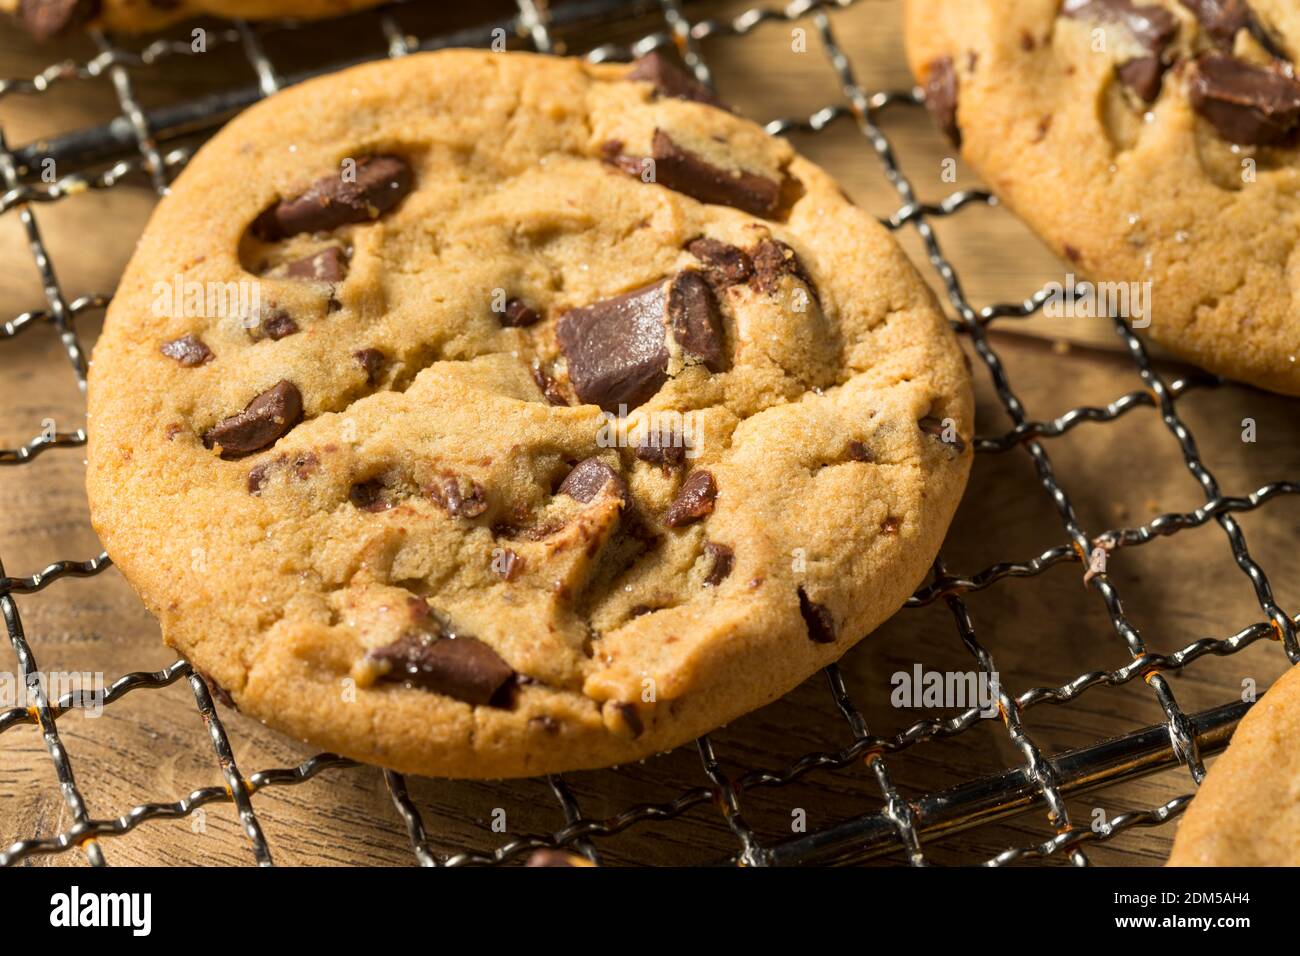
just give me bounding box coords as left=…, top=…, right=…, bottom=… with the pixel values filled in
left=3, top=0, right=386, bottom=38
left=86, top=50, right=973, bottom=778
left=905, top=0, right=1300, bottom=396
left=1167, top=663, right=1300, bottom=865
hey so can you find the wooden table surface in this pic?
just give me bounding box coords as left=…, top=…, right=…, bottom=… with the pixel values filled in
left=1, top=0, right=1297, bottom=867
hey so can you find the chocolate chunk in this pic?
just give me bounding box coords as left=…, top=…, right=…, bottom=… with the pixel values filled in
left=247, top=462, right=272, bottom=495
left=495, top=548, right=522, bottom=581
left=626, top=51, right=724, bottom=107
left=667, top=271, right=726, bottom=371
left=160, top=333, right=213, bottom=367
left=601, top=139, right=650, bottom=179
left=702, top=542, right=734, bottom=587
left=750, top=238, right=817, bottom=302
left=501, top=298, right=541, bottom=328
left=246, top=450, right=318, bottom=494
left=262, top=309, right=299, bottom=341
left=203, top=381, right=302, bottom=459
left=919, top=415, right=968, bottom=455
left=616, top=702, right=644, bottom=738
left=662, top=469, right=716, bottom=527
left=686, top=237, right=753, bottom=288
left=922, top=57, right=961, bottom=146
left=648, top=130, right=782, bottom=218
left=1180, top=0, right=1285, bottom=58
left=196, top=669, right=237, bottom=710
left=19, top=0, right=99, bottom=40
left=530, top=365, right=569, bottom=406
left=252, top=155, right=413, bottom=241
left=555, top=280, right=670, bottom=412
left=427, top=475, right=488, bottom=518
left=558, top=458, right=628, bottom=504
left=847, top=440, right=874, bottom=463
left=1189, top=53, right=1300, bottom=145
left=635, top=436, right=687, bottom=467
left=285, top=247, right=348, bottom=283
left=797, top=586, right=836, bottom=643
left=1062, top=0, right=1179, bottom=101
left=353, top=348, right=386, bottom=384
left=1116, top=55, right=1167, bottom=102
left=371, top=633, right=514, bottom=707
left=349, top=478, right=394, bottom=512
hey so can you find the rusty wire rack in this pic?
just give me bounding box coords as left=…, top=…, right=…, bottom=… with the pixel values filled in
left=1, top=0, right=1297, bottom=868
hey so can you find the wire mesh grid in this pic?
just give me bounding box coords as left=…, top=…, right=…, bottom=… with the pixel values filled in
left=0, top=0, right=1297, bottom=867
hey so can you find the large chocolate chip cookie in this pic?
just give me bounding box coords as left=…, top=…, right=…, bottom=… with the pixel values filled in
left=86, top=50, right=973, bottom=778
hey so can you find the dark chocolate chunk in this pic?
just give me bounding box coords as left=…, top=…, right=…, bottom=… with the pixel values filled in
left=616, top=702, right=644, bottom=738
left=501, top=298, right=541, bottom=328
left=262, top=309, right=299, bottom=341
left=427, top=475, right=489, bottom=518
left=285, top=247, right=348, bottom=283
left=1061, top=0, right=1179, bottom=101
left=203, top=381, right=303, bottom=459
left=530, top=365, right=569, bottom=406
left=648, top=130, right=782, bottom=218
left=919, top=415, right=968, bottom=455
left=667, top=271, right=726, bottom=371
left=662, top=469, right=716, bottom=527
left=349, top=478, right=394, bottom=512
left=160, top=333, right=213, bottom=367
left=558, top=458, right=628, bottom=504
left=19, top=0, right=99, bottom=41
left=601, top=139, right=651, bottom=178
left=196, top=669, right=237, bottom=710
left=702, top=542, right=734, bottom=587
left=922, top=56, right=962, bottom=146
left=247, top=462, right=272, bottom=495
left=252, top=155, right=413, bottom=241
left=1180, top=0, right=1286, bottom=58
left=1189, top=53, right=1300, bottom=145
left=555, top=280, right=670, bottom=412
left=686, top=237, right=753, bottom=288
left=750, top=238, right=817, bottom=302
left=371, top=633, right=514, bottom=707
left=847, top=440, right=874, bottom=463
left=353, top=348, right=386, bottom=384
left=797, top=586, right=836, bottom=643
left=626, top=51, right=724, bottom=107
left=635, top=435, right=687, bottom=467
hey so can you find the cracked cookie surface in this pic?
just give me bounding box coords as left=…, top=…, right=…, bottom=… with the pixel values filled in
left=1168, top=663, right=1300, bottom=865
left=86, top=50, right=973, bottom=778
left=905, top=0, right=1300, bottom=395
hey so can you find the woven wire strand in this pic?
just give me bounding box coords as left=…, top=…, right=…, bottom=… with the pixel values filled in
left=0, top=0, right=1296, bottom=867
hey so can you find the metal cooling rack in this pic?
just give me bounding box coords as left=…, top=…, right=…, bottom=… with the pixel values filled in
left=1, top=0, right=1297, bottom=867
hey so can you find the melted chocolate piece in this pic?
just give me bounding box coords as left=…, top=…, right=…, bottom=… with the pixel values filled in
left=649, top=130, right=783, bottom=218
left=252, top=155, right=413, bottom=241
left=160, top=334, right=213, bottom=367
left=1180, top=0, right=1287, bottom=59
left=203, top=381, right=303, bottom=459
left=261, top=309, right=299, bottom=341
left=556, top=281, right=670, bottom=412
left=662, top=469, right=716, bottom=527
left=349, top=478, right=394, bottom=512
left=1189, top=53, right=1300, bottom=145
left=285, top=247, right=348, bottom=283
left=427, top=475, right=489, bottom=518
left=626, top=51, right=724, bottom=107
left=353, top=348, right=386, bottom=384
left=557, top=458, right=628, bottom=504
left=919, top=415, right=968, bottom=455
left=750, top=238, right=817, bottom=301
left=635, top=436, right=687, bottom=467
left=371, top=633, right=514, bottom=707
left=702, top=542, right=734, bottom=586
left=501, top=298, right=541, bottom=328
left=667, top=271, right=725, bottom=370
left=1062, top=0, right=1179, bottom=102
left=686, top=237, right=754, bottom=288
left=922, top=57, right=961, bottom=146
left=797, top=586, right=836, bottom=643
